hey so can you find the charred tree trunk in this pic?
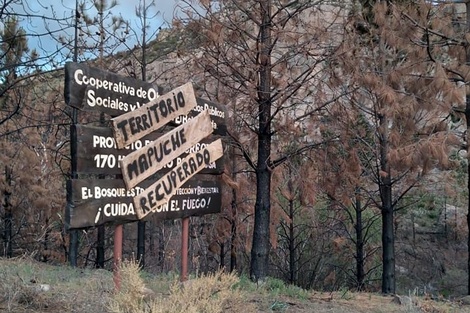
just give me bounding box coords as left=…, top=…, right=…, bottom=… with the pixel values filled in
left=96, top=110, right=106, bottom=269
left=354, top=189, right=365, bottom=290
left=288, top=198, right=296, bottom=284
left=96, top=224, right=105, bottom=268
left=43, top=217, right=50, bottom=262
left=220, top=242, right=225, bottom=269
left=137, top=221, right=145, bottom=267
left=230, top=188, right=237, bottom=272
left=157, top=221, right=164, bottom=271
left=148, top=221, right=153, bottom=257
left=379, top=114, right=395, bottom=294
left=68, top=0, right=80, bottom=267
left=3, top=165, right=12, bottom=258
left=230, top=145, right=238, bottom=272
left=466, top=1, right=470, bottom=296
left=137, top=2, right=150, bottom=268
left=250, top=0, right=273, bottom=283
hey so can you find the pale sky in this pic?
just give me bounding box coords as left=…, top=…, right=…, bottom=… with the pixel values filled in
left=7, top=0, right=184, bottom=68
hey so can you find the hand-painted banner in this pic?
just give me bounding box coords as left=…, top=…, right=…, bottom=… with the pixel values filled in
left=64, top=62, right=161, bottom=116
left=134, top=139, right=224, bottom=219
left=111, top=82, right=197, bottom=149
left=66, top=177, right=222, bottom=229
left=120, top=110, right=213, bottom=189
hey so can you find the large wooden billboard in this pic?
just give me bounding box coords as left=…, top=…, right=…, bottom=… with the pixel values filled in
left=64, top=62, right=227, bottom=228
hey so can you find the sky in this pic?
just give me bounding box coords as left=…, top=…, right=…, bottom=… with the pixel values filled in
left=6, top=0, right=184, bottom=68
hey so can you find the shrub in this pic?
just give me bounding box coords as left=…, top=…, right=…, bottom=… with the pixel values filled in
left=107, top=260, right=256, bottom=313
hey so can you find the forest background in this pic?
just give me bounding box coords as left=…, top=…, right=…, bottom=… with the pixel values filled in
left=1, top=0, right=470, bottom=299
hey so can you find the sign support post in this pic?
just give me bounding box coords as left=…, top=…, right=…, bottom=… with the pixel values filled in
left=181, top=217, right=189, bottom=282
left=113, top=224, right=123, bottom=291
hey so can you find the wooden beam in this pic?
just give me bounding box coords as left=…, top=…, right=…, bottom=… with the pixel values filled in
left=119, top=110, right=213, bottom=189
left=111, top=82, right=198, bottom=148
left=134, top=139, right=224, bottom=219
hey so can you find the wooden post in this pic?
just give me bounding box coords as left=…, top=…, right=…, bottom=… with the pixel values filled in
left=113, top=224, right=123, bottom=291
left=181, top=217, right=189, bottom=282
left=68, top=0, right=80, bottom=268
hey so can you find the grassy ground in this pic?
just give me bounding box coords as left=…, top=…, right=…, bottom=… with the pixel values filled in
left=0, top=257, right=469, bottom=313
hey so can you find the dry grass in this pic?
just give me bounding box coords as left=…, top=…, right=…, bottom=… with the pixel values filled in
left=1, top=257, right=470, bottom=313
left=308, top=292, right=469, bottom=313
left=108, top=260, right=256, bottom=313
left=0, top=256, right=113, bottom=312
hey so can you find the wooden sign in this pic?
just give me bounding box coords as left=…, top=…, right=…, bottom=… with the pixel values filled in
left=111, top=82, right=198, bottom=149
left=134, top=139, right=224, bottom=219
left=64, top=62, right=161, bottom=116
left=72, top=124, right=224, bottom=175
left=172, top=98, right=228, bottom=136
left=120, top=110, right=213, bottom=189
left=72, top=124, right=160, bottom=175
left=64, top=63, right=228, bottom=228
left=66, top=177, right=222, bottom=229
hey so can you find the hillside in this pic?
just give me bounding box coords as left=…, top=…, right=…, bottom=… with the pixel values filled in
left=2, top=0, right=470, bottom=308
left=1, top=257, right=469, bottom=313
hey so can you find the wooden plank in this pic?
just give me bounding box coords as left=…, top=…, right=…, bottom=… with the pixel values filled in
left=73, top=124, right=161, bottom=175
left=111, top=82, right=198, bottom=149
left=163, top=138, right=224, bottom=175
left=64, top=62, right=162, bottom=116
left=73, top=124, right=223, bottom=175
left=134, top=139, right=224, bottom=219
left=120, top=110, right=213, bottom=189
left=66, top=177, right=222, bottom=229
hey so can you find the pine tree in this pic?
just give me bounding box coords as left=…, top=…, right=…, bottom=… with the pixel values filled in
left=330, top=1, right=460, bottom=293
left=128, top=0, right=161, bottom=269
left=174, top=0, right=348, bottom=282
left=399, top=0, right=470, bottom=296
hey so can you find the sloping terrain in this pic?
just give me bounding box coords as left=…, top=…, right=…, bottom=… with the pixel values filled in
left=0, top=258, right=469, bottom=313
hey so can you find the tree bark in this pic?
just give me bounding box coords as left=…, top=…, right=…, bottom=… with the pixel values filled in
left=96, top=224, right=105, bottom=268
left=3, top=165, right=12, bottom=258
left=355, top=190, right=365, bottom=290
left=379, top=114, right=395, bottom=294
left=137, top=0, right=148, bottom=270
left=250, top=0, right=272, bottom=283
left=96, top=108, right=106, bottom=268
left=137, top=221, right=145, bottom=268
left=220, top=242, right=225, bottom=269
left=466, top=1, right=470, bottom=296
left=250, top=159, right=271, bottom=281
left=157, top=221, right=164, bottom=271
left=230, top=188, right=237, bottom=272
left=68, top=0, right=80, bottom=267
left=288, top=198, right=296, bottom=284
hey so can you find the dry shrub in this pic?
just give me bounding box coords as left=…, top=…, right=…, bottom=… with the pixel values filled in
left=151, top=271, right=256, bottom=313
left=107, top=260, right=148, bottom=313
left=107, top=260, right=256, bottom=313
